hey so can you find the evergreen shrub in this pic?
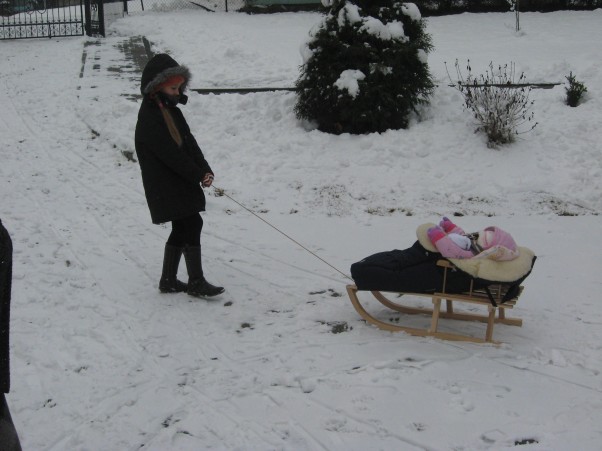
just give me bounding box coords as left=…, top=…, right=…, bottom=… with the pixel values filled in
left=565, top=71, right=587, bottom=107
left=294, top=0, right=434, bottom=134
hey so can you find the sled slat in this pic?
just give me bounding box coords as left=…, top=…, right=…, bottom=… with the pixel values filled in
left=347, top=276, right=525, bottom=345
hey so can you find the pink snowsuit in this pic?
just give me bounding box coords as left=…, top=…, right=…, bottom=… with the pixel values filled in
left=428, top=221, right=519, bottom=262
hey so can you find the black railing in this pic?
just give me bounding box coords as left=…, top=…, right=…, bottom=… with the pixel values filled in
left=1, top=0, right=84, bottom=39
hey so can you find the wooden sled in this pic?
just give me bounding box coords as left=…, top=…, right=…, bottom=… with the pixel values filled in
left=347, top=260, right=525, bottom=345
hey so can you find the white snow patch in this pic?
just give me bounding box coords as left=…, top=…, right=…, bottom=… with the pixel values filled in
left=361, top=17, right=408, bottom=42
left=402, top=2, right=422, bottom=21
left=334, top=69, right=366, bottom=97
left=338, top=3, right=362, bottom=27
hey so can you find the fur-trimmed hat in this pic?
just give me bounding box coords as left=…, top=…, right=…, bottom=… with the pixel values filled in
left=140, top=53, right=191, bottom=96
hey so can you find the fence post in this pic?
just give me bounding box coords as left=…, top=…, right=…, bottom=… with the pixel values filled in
left=84, top=0, right=91, bottom=36
left=98, top=0, right=105, bottom=37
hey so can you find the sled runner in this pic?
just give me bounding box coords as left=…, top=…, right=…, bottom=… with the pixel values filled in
left=348, top=223, right=536, bottom=344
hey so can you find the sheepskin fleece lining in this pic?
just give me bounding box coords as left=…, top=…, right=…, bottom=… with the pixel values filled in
left=416, top=223, right=535, bottom=283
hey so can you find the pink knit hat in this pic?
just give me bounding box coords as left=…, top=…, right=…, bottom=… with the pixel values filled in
left=477, top=226, right=517, bottom=252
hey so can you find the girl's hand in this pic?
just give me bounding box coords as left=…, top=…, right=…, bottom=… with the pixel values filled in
left=202, top=173, right=214, bottom=187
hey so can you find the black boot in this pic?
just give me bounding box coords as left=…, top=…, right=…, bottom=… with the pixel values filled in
left=183, top=246, right=225, bottom=298
left=159, top=244, right=188, bottom=293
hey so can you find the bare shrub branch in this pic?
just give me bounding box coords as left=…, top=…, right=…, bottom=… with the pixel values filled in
left=446, top=60, right=537, bottom=148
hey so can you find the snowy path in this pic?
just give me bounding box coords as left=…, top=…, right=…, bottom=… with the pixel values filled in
left=1, top=10, right=602, bottom=450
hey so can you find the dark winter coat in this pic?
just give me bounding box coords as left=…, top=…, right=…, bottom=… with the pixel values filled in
left=135, top=54, right=213, bottom=224
left=0, top=219, right=13, bottom=393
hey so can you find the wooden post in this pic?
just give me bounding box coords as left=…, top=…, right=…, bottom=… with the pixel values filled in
left=429, top=298, right=442, bottom=334
left=446, top=299, right=453, bottom=313
left=486, top=307, right=496, bottom=342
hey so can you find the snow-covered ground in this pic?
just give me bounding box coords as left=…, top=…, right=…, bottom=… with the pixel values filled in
left=1, top=7, right=601, bottom=450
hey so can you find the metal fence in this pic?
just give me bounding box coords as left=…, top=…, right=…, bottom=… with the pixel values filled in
left=7, top=0, right=598, bottom=41
left=1, top=0, right=85, bottom=39
left=125, top=0, right=245, bottom=13
left=415, top=0, right=602, bottom=15
left=0, top=0, right=245, bottom=40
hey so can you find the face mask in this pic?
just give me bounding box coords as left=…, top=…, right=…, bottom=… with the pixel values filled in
left=157, top=91, right=180, bottom=107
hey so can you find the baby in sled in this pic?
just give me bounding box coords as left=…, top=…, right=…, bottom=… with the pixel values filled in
left=351, top=217, right=535, bottom=295
left=426, top=217, right=519, bottom=262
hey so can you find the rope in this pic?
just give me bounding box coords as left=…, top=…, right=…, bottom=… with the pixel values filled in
left=213, top=186, right=353, bottom=281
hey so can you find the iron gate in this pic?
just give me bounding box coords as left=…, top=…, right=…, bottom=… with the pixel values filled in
left=1, top=0, right=85, bottom=39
